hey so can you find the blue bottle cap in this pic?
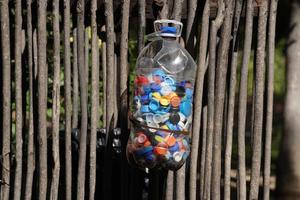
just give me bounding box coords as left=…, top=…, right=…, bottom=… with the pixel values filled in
left=135, top=146, right=153, bottom=156
left=180, top=101, right=192, bottom=117
left=155, top=131, right=166, bottom=137
left=166, top=121, right=176, bottom=130
left=150, top=83, right=161, bottom=92
left=164, top=76, right=175, bottom=85
left=149, top=100, right=160, bottom=112
left=160, top=26, right=177, bottom=34
left=169, top=142, right=180, bottom=152
left=141, top=95, right=149, bottom=104
left=141, top=105, right=150, bottom=113
left=143, top=85, right=151, bottom=94
left=185, top=88, right=193, bottom=98
left=145, top=154, right=155, bottom=161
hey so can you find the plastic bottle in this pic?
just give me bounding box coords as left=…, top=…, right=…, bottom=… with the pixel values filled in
left=127, top=20, right=197, bottom=171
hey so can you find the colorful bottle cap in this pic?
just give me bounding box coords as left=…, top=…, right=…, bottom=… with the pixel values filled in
left=152, top=92, right=162, bottom=100
left=154, top=135, right=165, bottom=143
left=164, top=76, right=175, bottom=85
left=143, top=140, right=151, bottom=147
left=150, top=83, right=161, bottom=92
left=178, top=112, right=186, bottom=122
left=168, top=142, right=180, bottom=152
left=136, top=133, right=147, bottom=144
left=145, top=154, right=155, bottom=161
left=153, top=75, right=162, bottom=83
left=154, top=147, right=168, bottom=155
left=149, top=100, right=160, bottom=111
left=169, top=112, right=180, bottom=124
left=185, top=81, right=193, bottom=88
left=154, top=143, right=168, bottom=155
left=185, top=88, right=193, bottom=98
left=160, top=125, right=169, bottom=130
left=159, top=97, right=170, bottom=106
left=155, top=131, right=166, bottom=137
left=177, top=121, right=185, bottom=130
left=153, top=114, right=163, bottom=124
left=160, top=105, right=171, bottom=113
left=176, top=85, right=186, bottom=97
left=180, top=101, right=192, bottom=117
left=173, top=152, right=183, bottom=162
left=135, top=75, right=149, bottom=85
left=170, top=96, right=181, bottom=107
left=135, top=146, right=153, bottom=156
left=165, top=135, right=176, bottom=146
left=166, top=121, right=176, bottom=130
left=160, top=85, right=173, bottom=96
left=182, top=139, right=189, bottom=149
left=143, top=85, right=151, bottom=94
left=141, top=105, right=150, bottom=113
left=141, top=95, right=149, bottom=104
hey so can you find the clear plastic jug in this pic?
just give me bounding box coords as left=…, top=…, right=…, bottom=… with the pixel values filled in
left=127, top=20, right=197, bottom=171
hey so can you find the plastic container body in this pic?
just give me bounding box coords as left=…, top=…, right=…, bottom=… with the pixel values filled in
left=127, top=23, right=197, bottom=171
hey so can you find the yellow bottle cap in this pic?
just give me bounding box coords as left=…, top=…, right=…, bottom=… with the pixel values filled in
left=159, top=97, right=170, bottom=106
left=152, top=92, right=162, bottom=100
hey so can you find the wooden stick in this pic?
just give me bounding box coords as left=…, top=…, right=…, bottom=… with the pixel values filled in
left=89, top=0, right=99, bottom=198
left=24, top=0, right=35, bottom=199
left=189, top=1, right=210, bottom=199
left=64, top=0, right=72, bottom=199
left=50, top=0, right=61, bottom=198
left=0, top=0, right=11, bottom=199
left=37, top=0, right=48, bottom=199
left=76, top=0, right=89, bottom=198
left=249, top=0, right=268, bottom=198
left=72, top=28, right=79, bottom=129
left=237, top=0, right=253, bottom=199
left=263, top=0, right=278, bottom=199
left=13, top=0, right=23, bottom=198
left=224, top=1, right=243, bottom=199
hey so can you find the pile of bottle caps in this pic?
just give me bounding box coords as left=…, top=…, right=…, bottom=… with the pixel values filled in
left=127, top=69, right=194, bottom=170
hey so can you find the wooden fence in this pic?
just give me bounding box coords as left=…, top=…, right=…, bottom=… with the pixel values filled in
left=0, top=0, right=278, bottom=199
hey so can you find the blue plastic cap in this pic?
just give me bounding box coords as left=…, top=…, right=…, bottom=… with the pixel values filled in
left=149, top=100, right=160, bottom=111
left=141, top=105, right=150, bottom=113
left=180, top=101, right=192, bottom=117
left=160, top=26, right=177, bottom=34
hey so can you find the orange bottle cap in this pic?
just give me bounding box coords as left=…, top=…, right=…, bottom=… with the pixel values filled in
left=170, top=96, right=181, bottom=107
left=165, top=135, right=176, bottom=146
left=154, top=146, right=168, bottom=155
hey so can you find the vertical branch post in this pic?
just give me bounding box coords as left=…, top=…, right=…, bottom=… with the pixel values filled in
left=263, top=0, right=278, bottom=199
left=249, top=0, right=268, bottom=198
left=13, top=0, right=23, bottom=198
left=24, top=0, right=35, bottom=199
left=89, top=0, right=99, bottom=198
left=50, top=0, right=61, bottom=198
left=64, top=0, right=72, bottom=199
left=76, top=0, right=88, bottom=198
